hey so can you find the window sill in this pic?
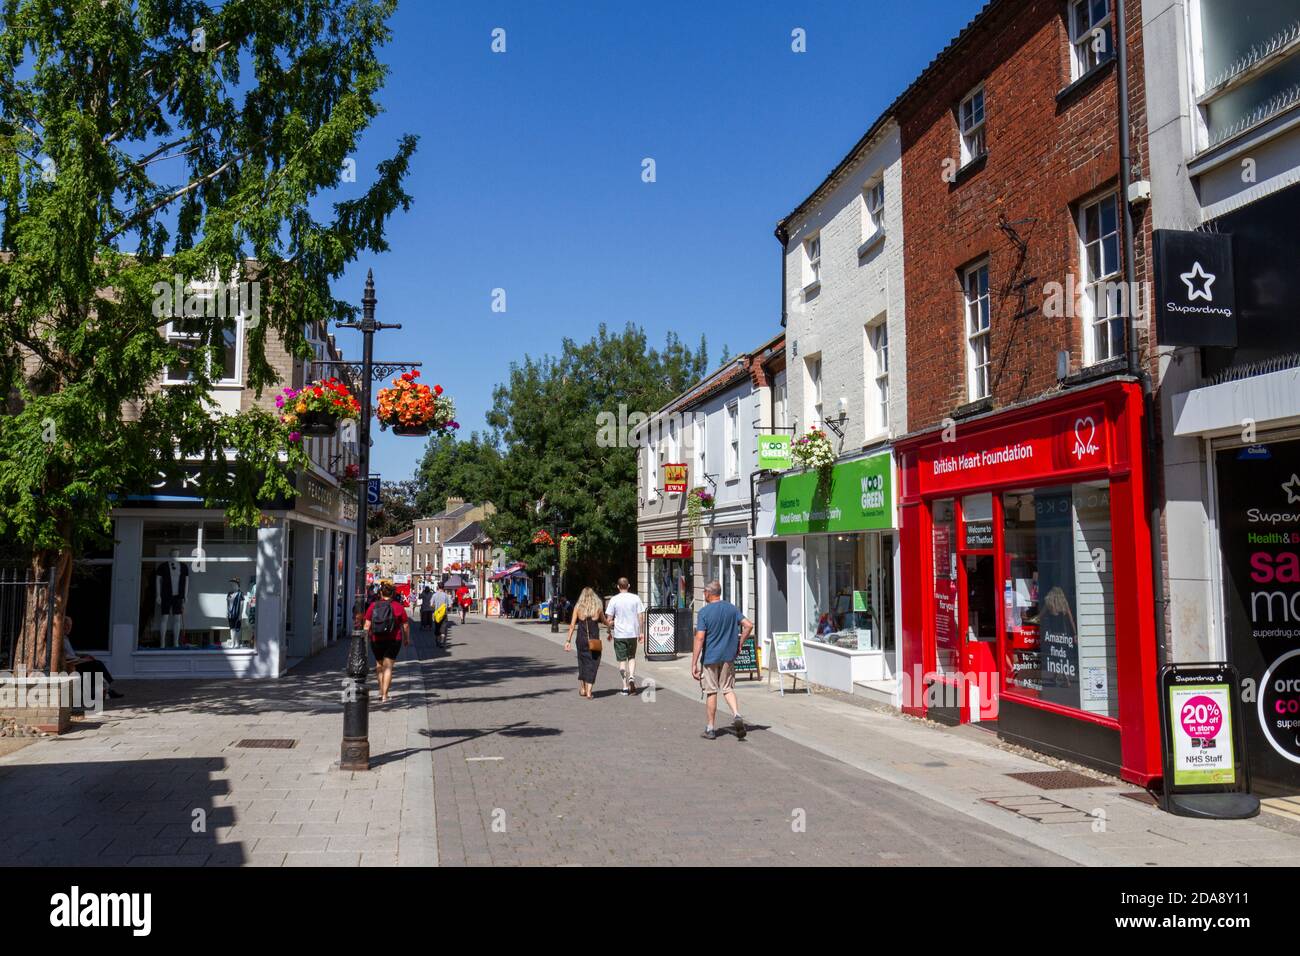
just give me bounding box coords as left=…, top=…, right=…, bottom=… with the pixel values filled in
left=857, top=231, right=886, bottom=258
left=1188, top=101, right=1300, bottom=178
left=1055, top=54, right=1114, bottom=109
left=1063, top=356, right=1127, bottom=387
left=953, top=397, right=993, bottom=419
left=801, top=279, right=822, bottom=297
left=950, top=152, right=986, bottom=188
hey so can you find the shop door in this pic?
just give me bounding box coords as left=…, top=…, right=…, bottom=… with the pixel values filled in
left=958, top=494, right=1000, bottom=723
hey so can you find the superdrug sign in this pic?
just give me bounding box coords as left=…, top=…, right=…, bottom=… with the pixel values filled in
left=1154, top=229, right=1237, bottom=347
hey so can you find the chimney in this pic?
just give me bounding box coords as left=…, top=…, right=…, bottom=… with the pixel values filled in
left=446, top=497, right=465, bottom=511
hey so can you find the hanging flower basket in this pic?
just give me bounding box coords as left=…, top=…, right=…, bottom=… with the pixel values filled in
left=792, top=427, right=836, bottom=489
left=686, top=486, right=714, bottom=537
left=376, top=370, right=458, bottom=436
left=532, top=529, right=555, bottom=546
left=276, top=379, right=361, bottom=441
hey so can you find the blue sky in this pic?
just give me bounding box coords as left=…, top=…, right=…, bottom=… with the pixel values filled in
left=336, top=0, right=982, bottom=482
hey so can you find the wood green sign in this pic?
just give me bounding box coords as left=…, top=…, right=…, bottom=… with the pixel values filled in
left=774, top=453, right=892, bottom=535
left=758, top=434, right=793, bottom=470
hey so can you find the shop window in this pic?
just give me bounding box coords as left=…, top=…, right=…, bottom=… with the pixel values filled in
left=716, top=554, right=746, bottom=613
left=932, top=499, right=960, bottom=674
left=1002, top=482, right=1118, bottom=718
left=650, top=556, right=692, bottom=610
left=138, top=520, right=256, bottom=650
left=804, top=533, right=894, bottom=652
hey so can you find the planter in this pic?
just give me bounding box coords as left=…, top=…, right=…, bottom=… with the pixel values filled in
left=391, top=424, right=431, bottom=437
left=297, top=410, right=339, bottom=436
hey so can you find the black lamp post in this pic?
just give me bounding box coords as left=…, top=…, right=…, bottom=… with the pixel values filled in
left=547, top=514, right=569, bottom=633
left=319, top=270, right=420, bottom=773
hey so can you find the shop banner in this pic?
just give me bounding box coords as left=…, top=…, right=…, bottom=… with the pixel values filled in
left=1216, top=444, right=1300, bottom=789
left=774, top=453, right=892, bottom=536
left=645, top=540, right=692, bottom=559
left=1154, top=229, right=1237, bottom=347
left=366, top=477, right=381, bottom=507
left=915, top=403, right=1111, bottom=496
left=758, top=434, right=793, bottom=470
left=771, top=632, right=807, bottom=675
left=664, top=463, right=688, bottom=494
left=711, top=529, right=748, bottom=555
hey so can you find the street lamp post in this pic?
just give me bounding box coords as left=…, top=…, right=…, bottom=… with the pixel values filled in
left=325, top=270, right=421, bottom=773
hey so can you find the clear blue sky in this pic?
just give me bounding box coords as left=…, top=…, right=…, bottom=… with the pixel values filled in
left=335, top=0, right=982, bottom=483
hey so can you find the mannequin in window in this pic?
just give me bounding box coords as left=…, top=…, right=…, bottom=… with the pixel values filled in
left=226, top=576, right=245, bottom=648
left=244, top=575, right=257, bottom=646
left=155, top=549, right=188, bottom=647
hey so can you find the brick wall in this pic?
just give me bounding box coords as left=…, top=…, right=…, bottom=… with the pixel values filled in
left=898, top=0, right=1153, bottom=432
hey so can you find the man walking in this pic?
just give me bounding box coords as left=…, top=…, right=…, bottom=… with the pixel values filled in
left=605, top=576, right=646, bottom=696
left=431, top=586, right=453, bottom=647
left=692, top=580, right=752, bottom=740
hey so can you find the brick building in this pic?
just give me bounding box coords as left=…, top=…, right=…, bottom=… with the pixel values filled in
left=410, top=497, right=495, bottom=591
left=890, top=0, right=1163, bottom=784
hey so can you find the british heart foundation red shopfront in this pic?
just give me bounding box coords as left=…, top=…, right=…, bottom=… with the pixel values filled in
left=897, top=380, right=1162, bottom=784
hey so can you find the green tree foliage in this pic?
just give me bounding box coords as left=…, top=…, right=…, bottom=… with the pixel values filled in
left=484, top=324, right=709, bottom=594
left=413, top=431, right=501, bottom=517
left=0, top=0, right=415, bottom=668
left=368, top=478, right=418, bottom=542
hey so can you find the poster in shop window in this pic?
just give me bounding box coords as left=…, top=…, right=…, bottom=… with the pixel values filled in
left=1216, top=444, right=1300, bottom=791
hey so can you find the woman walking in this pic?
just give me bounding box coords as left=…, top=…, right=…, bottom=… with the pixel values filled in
left=563, top=587, right=606, bottom=699
left=363, top=581, right=411, bottom=703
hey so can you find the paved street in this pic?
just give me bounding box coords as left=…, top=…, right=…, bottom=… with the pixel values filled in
left=3, top=616, right=1300, bottom=867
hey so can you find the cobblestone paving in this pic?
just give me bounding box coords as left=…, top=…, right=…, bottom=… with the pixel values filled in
left=426, top=619, right=1065, bottom=866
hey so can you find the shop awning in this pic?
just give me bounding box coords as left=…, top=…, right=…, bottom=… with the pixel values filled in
left=490, top=562, right=527, bottom=581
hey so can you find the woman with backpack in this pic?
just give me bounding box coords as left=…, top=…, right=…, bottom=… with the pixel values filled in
left=363, top=581, right=410, bottom=703
left=563, top=587, right=607, bottom=700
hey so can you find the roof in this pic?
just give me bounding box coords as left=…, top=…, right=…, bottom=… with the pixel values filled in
left=637, top=330, right=786, bottom=431
left=775, top=0, right=1003, bottom=239
left=445, top=520, right=482, bottom=545
left=421, top=502, right=475, bottom=522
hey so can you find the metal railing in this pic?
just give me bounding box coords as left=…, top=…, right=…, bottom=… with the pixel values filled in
left=0, top=564, right=55, bottom=674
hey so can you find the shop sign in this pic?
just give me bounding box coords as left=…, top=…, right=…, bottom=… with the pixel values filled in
left=1216, top=445, right=1300, bottom=787
left=645, top=540, right=692, bottom=559
left=735, top=634, right=760, bottom=677
left=916, top=403, right=1110, bottom=496
left=1154, top=229, right=1237, bottom=347
left=664, top=463, right=689, bottom=494
left=1168, top=674, right=1238, bottom=787
left=296, top=471, right=344, bottom=523
left=963, top=519, right=994, bottom=549
left=711, top=529, right=748, bottom=555
left=366, top=477, right=381, bottom=506
left=771, top=632, right=807, bottom=675
left=758, top=434, right=793, bottom=470
left=774, top=453, right=892, bottom=536
left=118, top=463, right=293, bottom=510
left=647, top=611, right=675, bottom=657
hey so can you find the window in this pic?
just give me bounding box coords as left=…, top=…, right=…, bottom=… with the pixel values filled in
left=805, top=355, right=823, bottom=428
left=163, top=316, right=239, bottom=384
left=866, top=319, right=890, bottom=434
left=964, top=263, right=991, bottom=401
left=959, top=86, right=986, bottom=165
left=1078, top=193, right=1123, bottom=364
left=1002, top=482, right=1118, bottom=718
left=694, top=415, right=706, bottom=481
left=668, top=416, right=679, bottom=465
left=772, top=370, right=789, bottom=430
left=863, top=178, right=886, bottom=240
left=434, top=527, right=440, bottom=544
left=1195, top=0, right=1300, bottom=149
left=648, top=442, right=660, bottom=497
left=138, top=520, right=257, bottom=650
left=725, top=401, right=740, bottom=481
left=1069, top=0, right=1112, bottom=80
left=804, top=234, right=822, bottom=288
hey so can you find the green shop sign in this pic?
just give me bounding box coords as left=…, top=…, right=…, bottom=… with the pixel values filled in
left=757, top=433, right=792, bottom=470
left=774, top=453, right=893, bottom=535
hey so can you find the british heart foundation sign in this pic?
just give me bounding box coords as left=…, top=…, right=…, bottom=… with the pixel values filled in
left=663, top=463, right=688, bottom=494
left=917, top=404, right=1111, bottom=496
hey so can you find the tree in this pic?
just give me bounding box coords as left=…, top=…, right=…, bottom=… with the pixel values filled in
left=484, top=324, right=709, bottom=593
left=413, top=431, right=502, bottom=516
left=0, top=0, right=416, bottom=670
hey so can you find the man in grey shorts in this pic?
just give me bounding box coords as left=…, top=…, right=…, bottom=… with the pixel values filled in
left=691, top=580, right=753, bottom=740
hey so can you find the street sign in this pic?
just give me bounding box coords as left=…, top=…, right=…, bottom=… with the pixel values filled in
left=366, top=477, right=381, bottom=506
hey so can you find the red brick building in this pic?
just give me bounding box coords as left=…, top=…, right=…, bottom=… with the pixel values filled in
left=893, top=0, right=1163, bottom=784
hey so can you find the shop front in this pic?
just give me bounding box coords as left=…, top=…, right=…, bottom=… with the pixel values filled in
left=645, top=539, right=694, bottom=652
left=757, top=451, right=900, bottom=698
left=897, top=380, right=1161, bottom=784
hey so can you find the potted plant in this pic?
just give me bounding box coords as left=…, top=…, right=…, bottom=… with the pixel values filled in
left=376, top=370, right=458, bottom=437
left=276, top=378, right=360, bottom=437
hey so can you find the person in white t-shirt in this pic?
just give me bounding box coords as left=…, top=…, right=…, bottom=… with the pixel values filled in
left=604, top=577, right=646, bottom=695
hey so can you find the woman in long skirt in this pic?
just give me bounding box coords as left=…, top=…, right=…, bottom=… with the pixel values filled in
left=564, top=587, right=606, bottom=699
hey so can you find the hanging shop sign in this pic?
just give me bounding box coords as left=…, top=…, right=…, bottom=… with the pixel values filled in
left=915, top=403, right=1112, bottom=497
left=1154, top=229, right=1237, bottom=347
left=645, top=540, right=692, bottom=559
left=664, top=463, right=689, bottom=494
left=1215, top=444, right=1300, bottom=790
left=366, top=477, right=382, bottom=507
left=1158, top=662, right=1258, bottom=819
left=711, top=529, right=749, bottom=555
left=758, top=434, right=793, bottom=470
left=774, top=453, right=892, bottom=536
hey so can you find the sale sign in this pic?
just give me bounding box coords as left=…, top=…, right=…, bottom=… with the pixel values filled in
left=1169, top=683, right=1237, bottom=787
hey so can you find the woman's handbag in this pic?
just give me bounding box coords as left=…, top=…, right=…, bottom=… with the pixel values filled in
left=581, top=619, right=603, bottom=654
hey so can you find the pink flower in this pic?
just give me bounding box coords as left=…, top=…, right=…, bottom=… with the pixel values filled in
left=289, top=431, right=302, bottom=443
left=275, top=396, right=285, bottom=408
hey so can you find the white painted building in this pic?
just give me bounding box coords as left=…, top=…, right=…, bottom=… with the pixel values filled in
left=756, top=115, right=908, bottom=705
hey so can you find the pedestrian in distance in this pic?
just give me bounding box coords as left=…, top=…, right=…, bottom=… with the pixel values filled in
left=605, top=576, right=646, bottom=695
left=457, top=584, right=472, bottom=624
left=431, top=586, right=452, bottom=647
left=692, top=580, right=753, bottom=740
left=564, top=586, right=607, bottom=699
left=419, top=585, right=434, bottom=631
left=363, top=581, right=411, bottom=703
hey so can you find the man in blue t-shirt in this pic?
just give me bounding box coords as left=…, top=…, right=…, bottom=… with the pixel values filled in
left=692, top=580, right=753, bottom=740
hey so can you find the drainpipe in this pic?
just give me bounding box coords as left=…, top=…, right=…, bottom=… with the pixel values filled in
left=1115, top=0, right=1168, bottom=668
left=776, top=225, right=789, bottom=328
